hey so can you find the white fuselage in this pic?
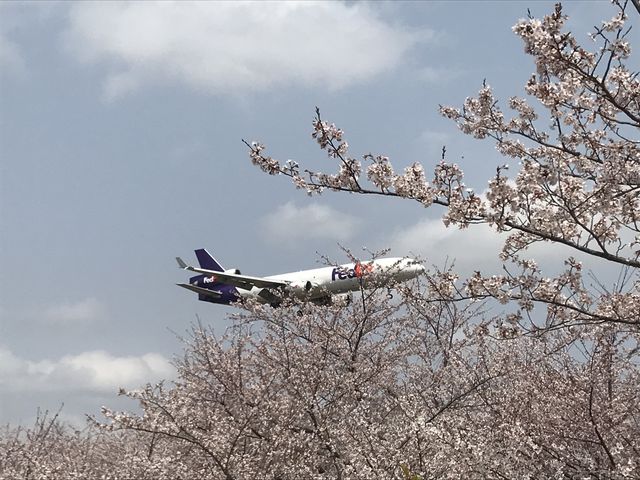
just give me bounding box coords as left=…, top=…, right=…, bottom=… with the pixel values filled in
left=239, top=257, right=424, bottom=303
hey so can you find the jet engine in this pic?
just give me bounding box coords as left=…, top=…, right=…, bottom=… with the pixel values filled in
left=286, top=281, right=319, bottom=298
left=225, top=268, right=241, bottom=275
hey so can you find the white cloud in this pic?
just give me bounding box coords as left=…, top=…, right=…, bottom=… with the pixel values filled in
left=0, top=35, right=25, bottom=75
left=0, top=3, right=26, bottom=76
left=418, top=66, right=463, bottom=84
left=418, top=130, right=451, bottom=146
left=43, top=297, right=104, bottom=325
left=262, top=202, right=361, bottom=244
left=390, top=218, right=507, bottom=276
left=0, top=347, right=175, bottom=393
left=63, top=1, right=426, bottom=99
left=390, top=215, right=625, bottom=282
left=417, top=130, right=453, bottom=159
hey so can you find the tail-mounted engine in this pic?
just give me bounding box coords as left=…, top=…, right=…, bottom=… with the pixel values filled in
left=225, top=268, right=241, bottom=275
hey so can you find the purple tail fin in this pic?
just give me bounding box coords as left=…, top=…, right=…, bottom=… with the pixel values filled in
left=195, top=249, right=224, bottom=272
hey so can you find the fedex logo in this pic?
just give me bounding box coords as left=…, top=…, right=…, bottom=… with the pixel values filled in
left=331, top=262, right=374, bottom=281
left=203, top=275, right=217, bottom=284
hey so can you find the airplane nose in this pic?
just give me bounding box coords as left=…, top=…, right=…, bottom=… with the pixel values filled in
left=406, top=259, right=425, bottom=276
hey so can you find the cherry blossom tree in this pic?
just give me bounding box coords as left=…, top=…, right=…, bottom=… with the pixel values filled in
left=103, top=280, right=635, bottom=478
left=6, top=274, right=637, bottom=478
left=246, top=1, right=640, bottom=332
left=0, top=409, right=139, bottom=479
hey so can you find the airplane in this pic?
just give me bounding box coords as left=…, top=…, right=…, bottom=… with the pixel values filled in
left=176, top=249, right=425, bottom=307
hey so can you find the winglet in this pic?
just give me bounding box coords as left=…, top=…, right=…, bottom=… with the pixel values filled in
left=176, top=257, right=188, bottom=269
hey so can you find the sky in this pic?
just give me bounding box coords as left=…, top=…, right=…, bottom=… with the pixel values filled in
left=0, top=1, right=633, bottom=427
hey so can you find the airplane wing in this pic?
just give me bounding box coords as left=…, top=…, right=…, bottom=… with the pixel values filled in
left=177, top=283, right=224, bottom=299
left=176, top=257, right=288, bottom=291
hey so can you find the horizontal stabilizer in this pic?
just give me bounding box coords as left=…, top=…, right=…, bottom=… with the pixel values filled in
left=177, top=283, right=223, bottom=299
left=176, top=257, right=188, bottom=269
